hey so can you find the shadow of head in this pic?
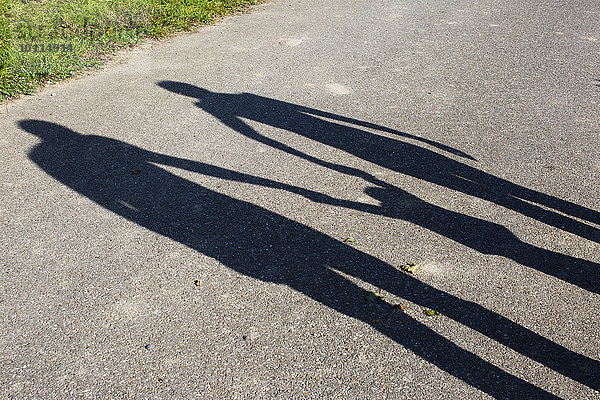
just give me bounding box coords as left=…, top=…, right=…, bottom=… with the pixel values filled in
left=19, top=119, right=81, bottom=142
left=157, top=80, right=213, bottom=99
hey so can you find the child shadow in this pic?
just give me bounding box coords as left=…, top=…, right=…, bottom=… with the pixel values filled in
left=20, top=120, right=598, bottom=397
left=157, top=81, right=599, bottom=244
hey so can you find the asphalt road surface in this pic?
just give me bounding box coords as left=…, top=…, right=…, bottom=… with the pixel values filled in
left=1, top=0, right=599, bottom=398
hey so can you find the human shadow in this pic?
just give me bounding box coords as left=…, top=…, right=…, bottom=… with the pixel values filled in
left=157, top=81, right=600, bottom=244
left=168, top=152, right=599, bottom=294
left=21, top=120, right=599, bottom=397
left=366, top=183, right=600, bottom=294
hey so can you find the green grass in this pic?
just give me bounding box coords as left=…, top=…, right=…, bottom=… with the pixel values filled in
left=0, top=0, right=259, bottom=101
left=0, top=0, right=10, bottom=72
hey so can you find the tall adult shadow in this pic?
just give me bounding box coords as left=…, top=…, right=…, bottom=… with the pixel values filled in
left=21, top=120, right=599, bottom=397
left=157, top=81, right=600, bottom=244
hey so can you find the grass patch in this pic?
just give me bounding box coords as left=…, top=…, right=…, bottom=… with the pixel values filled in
left=0, top=0, right=259, bottom=102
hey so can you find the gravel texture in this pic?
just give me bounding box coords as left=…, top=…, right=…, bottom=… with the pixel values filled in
left=1, top=0, right=599, bottom=398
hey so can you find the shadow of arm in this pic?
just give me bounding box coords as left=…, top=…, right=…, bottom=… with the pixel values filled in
left=297, top=106, right=476, bottom=160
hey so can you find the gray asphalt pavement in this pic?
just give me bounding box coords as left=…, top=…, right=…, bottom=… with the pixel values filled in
left=1, top=0, right=599, bottom=398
